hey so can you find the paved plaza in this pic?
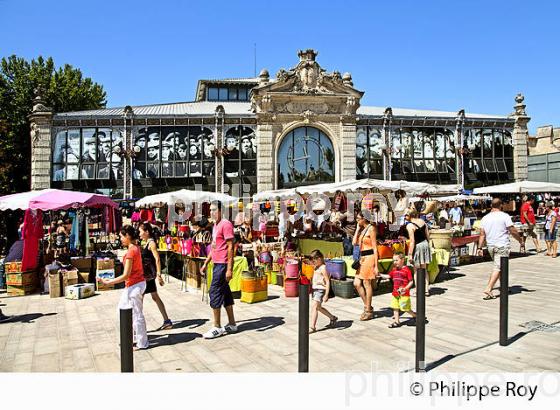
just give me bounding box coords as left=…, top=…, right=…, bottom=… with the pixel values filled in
left=1, top=247, right=559, bottom=373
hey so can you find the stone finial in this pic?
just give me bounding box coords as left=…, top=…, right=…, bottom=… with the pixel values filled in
left=513, top=93, right=527, bottom=116
left=215, top=104, right=225, bottom=118
left=342, top=72, right=353, bottom=87
left=297, top=49, right=318, bottom=62
left=31, top=86, right=51, bottom=114
left=123, top=105, right=134, bottom=119
left=259, top=68, right=270, bottom=84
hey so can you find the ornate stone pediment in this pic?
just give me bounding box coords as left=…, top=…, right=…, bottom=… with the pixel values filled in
left=251, top=49, right=363, bottom=118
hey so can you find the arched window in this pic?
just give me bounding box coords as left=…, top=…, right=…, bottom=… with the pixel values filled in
left=277, top=126, right=335, bottom=188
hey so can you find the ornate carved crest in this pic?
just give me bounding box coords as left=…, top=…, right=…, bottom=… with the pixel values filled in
left=252, top=49, right=364, bottom=117
left=30, top=123, right=40, bottom=146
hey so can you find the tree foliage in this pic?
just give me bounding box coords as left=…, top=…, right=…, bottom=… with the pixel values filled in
left=0, top=55, right=106, bottom=194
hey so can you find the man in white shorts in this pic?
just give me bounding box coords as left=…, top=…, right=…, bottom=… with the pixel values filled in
left=477, top=198, right=522, bottom=300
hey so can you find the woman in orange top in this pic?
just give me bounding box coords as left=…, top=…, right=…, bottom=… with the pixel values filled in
left=98, top=225, right=148, bottom=349
left=352, top=211, right=378, bottom=321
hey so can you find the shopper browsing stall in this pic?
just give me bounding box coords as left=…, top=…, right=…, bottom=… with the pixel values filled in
left=98, top=225, right=148, bottom=350
left=352, top=211, right=378, bottom=321
left=139, top=223, right=172, bottom=330
left=309, top=249, right=337, bottom=333
left=520, top=196, right=543, bottom=253
left=406, top=208, right=432, bottom=296
left=477, top=198, right=523, bottom=300
left=544, top=203, right=558, bottom=257
left=379, top=252, right=417, bottom=328
left=201, top=201, right=237, bottom=339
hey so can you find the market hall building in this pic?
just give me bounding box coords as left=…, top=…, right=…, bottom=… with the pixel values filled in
left=29, top=49, right=531, bottom=199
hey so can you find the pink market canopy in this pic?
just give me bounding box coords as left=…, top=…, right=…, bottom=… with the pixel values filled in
left=0, top=189, right=118, bottom=211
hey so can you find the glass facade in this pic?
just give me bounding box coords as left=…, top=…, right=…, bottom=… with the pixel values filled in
left=277, top=126, right=335, bottom=188
left=463, top=128, right=513, bottom=184
left=52, top=128, right=123, bottom=181
left=222, top=125, right=257, bottom=196
left=134, top=126, right=215, bottom=179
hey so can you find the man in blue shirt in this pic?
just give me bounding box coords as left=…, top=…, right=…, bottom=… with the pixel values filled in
left=449, top=204, right=463, bottom=225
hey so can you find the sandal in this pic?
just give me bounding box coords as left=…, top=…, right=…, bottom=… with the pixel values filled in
left=483, top=292, right=496, bottom=300
left=388, top=322, right=401, bottom=328
left=360, top=309, right=373, bottom=321
left=328, top=316, right=338, bottom=328
left=309, top=327, right=317, bottom=334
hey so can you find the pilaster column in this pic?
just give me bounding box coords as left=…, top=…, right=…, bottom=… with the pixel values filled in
left=28, top=90, right=53, bottom=190
left=215, top=106, right=224, bottom=192
left=455, top=109, right=465, bottom=188
left=341, top=120, right=357, bottom=183
left=256, top=121, right=274, bottom=191
left=382, top=108, right=393, bottom=181
left=509, top=94, right=530, bottom=182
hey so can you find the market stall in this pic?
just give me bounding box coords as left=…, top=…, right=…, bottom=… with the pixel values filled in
left=0, top=189, right=119, bottom=297
left=134, top=189, right=240, bottom=292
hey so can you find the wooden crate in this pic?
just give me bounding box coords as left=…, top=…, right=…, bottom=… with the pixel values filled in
left=5, top=261, right=23, bottom=274
left=6, top=271, right=37, bottom=286
left=7, top=283, right=36, bottom=297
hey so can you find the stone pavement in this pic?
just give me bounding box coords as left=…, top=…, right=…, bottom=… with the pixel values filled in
left=0, top=249, right=559, bottom=373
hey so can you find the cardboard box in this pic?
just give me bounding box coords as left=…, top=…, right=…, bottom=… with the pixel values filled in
left=450, top=256, right=460, bottom=267
left=5, top=261, right=23, bottom=273
left=459, top=246, right=469, bottom=256
left=78, top=271, right=90, bottom=283
left=70, top=257, right=92, bottom=271
left=61, top=269, right=79, bottom=289
left=96, top=282, right=114, bottom=292
left=96, top=269, right=115, bottom=280
left=65, top=284, right=95, bottom=300
left=48, top=273, right=62, bottom=298
left=6, top=271, right=36, bottom=286
left=96, top=258, right=114, bottom=270
left=7, top=283, right=35, bottom=296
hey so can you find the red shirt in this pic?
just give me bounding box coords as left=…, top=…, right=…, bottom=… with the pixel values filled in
left=520, top=202, right=536, bottom=224
left=123, top=245, right=145, bottom=287
left=389, top=266, right=413, bottom=297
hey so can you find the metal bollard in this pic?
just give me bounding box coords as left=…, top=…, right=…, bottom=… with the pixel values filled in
left=120, top=308, right=134, bottom=372
left=298, top=282, right=310, bottom=372
left=415, top=268, right=426, bottom=373
left=499, top=256, right=509, bottom=346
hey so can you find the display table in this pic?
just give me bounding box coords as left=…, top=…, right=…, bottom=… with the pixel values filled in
left=451, top=234, right=480, bottom=248
left=206, top=256, right=249, bottom=292
left=298, top=239, right=344, bottom=257
left=343, top=253, right=441, bottom=284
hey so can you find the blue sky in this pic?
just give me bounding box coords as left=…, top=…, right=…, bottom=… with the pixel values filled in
left=1, top=0, right=558, bottom=132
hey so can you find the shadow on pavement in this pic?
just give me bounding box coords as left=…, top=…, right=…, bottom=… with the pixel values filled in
left=316, top=319, right=353, bottom=333
left=148, top=331, right=202, bottom=347
left=152, top=318, right=208, bottom=332
left=508, top=285, right=536, bottom=295
left=404, top=331, right=529, bottom=372
left=427, top=287, right=447, bottom=296
left=237, top=316, right=285, bottom=333
left=373, top=307, right=394, bottom=319
left=6, top=312, right=57, bottom=323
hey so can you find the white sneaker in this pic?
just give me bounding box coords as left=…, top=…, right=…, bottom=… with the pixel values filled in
left=203, top=326, right=225, bottom=339
left=224, top=324, right=238, bottom=333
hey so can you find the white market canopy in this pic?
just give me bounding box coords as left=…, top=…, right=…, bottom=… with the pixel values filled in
left=136, top=189, right=238, bottom=208
left=295, top=179, right=461, bottom=196
left=473, top=180, right=560, bottom=194
left=436, top=194, right=492, bottom=202
left=252, top=188, right=298, bottom=202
